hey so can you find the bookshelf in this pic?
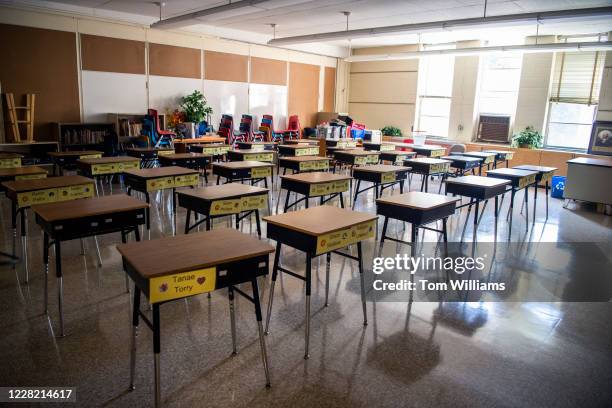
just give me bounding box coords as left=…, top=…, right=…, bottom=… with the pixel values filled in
left=53, top=122, right=115, bottom=150
left=108, top=113, right=166, bottom=142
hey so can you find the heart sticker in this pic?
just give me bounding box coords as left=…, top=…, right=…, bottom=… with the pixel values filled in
left=197, top=277, right=206, bottom=285
left=159, top=283, right=168, bottom=293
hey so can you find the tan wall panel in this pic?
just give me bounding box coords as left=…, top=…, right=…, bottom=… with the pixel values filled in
left=349, top=72, right=418, bottom=104
left=149, top=43, right=200, bottom=78
left=349, top=102, right=415, bottom=135
left=250, top=57, right=287, bottom=85
left=0, top=23, right=80, bottom=141
left=204, top=51, right=248, bottom=82
left=288, top=62, right=320, bottom=127
left=323, top=66, right=336, bottom=112
left=81, top=34, right=145, bottom=74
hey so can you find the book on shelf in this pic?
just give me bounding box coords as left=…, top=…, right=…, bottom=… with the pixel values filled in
left=118, top=119, right=144, bottom=137
left=62, top=128, right=109, bottom=145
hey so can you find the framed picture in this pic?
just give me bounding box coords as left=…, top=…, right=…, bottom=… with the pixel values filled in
left=588, top=121, right=612, bottom=156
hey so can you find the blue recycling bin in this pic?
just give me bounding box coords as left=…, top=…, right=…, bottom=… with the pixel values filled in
left=551, top=175, right=565, bottom=199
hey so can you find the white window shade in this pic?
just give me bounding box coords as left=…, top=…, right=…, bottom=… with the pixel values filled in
left=551, top=51, right=605, bottom=105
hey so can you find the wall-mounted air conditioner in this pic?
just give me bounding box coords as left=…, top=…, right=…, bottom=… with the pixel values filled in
left=476, top=114, right=511, bottom=143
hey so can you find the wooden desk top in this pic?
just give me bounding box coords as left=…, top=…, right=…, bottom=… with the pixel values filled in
left=230, top=149, right=275, bottom=155
left=158, top=153, right=211, bottom=160
left=487, top=168, right=537, bottom=178
left=278, top=144, right=317, bottom=149
left=380, top=150, right=414, bottom=155
left=462, top=151, right=497, bottom=158
left=326, top=146, right=352, bottom=152
left=442, top=155, right=483, bottom=162
left=2, top=175, right=93, bottom=193
left=334, top=149, right=378, bottom=156
left=33, top=194, right=148, bottom=222
left=78, top=156, right=140, bottom=165
left=263, top=205, right=377, bottom=236
left=410, top=145, right=445, bottom=150
left=280, top=155, right=329, bottom=162
left=0, top=152, right=23, bottom=159
left=123, top=166, right=197, bottom=179
left=404, top=157, right=450, bottom=164
left=48, top=150, right=102, bottom=157
left=126, top=147, right=173, bottom=153
left=445, top=175, right=510, bottom=188
left=174, top=136, right=225, bottom=144
left=281, top=171, right=351, bottom=184
left=284, top=139, right=319, bottom=145
left=353, top=164, right=411, bottom=173
left=484, top=149, right=513, bottom=154
left=377, top=191, right=460, bottom=210
left=239, top=141, right=277, bottom=145
left=213, top=161, right=273, bottom=169
left=178, top=183, right=268, bottom=201
left=192, top=143, right=229, bottom=148
left=567, top=157, right=612, bottom=168
left=117, top=228, right=275, bottom=279
left=513, top=165, right=557, bottom=173
left=0, top=166, right=47, bottom=177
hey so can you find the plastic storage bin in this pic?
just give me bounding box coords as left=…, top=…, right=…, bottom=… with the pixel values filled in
left=551, top=175, right=565, bottom=199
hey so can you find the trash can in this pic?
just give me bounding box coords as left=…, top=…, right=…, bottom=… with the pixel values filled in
left=551, top=175, right=565, bottom=199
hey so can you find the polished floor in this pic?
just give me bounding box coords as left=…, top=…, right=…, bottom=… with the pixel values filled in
left=1, top=170, right=611, bottom=407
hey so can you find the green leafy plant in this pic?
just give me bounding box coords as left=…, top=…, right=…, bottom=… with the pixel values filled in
left=511, top=126, right=543, bottom=149
left=381, top=126, right=402, bottom=137
left=179, top=90, right=213, bottom=123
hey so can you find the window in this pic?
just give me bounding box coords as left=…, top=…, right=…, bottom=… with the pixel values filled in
left=416, top=44, right=455, bottom=138
left=545, top=35, right=606, bottom=149
left=478, top=53, right=522, bottom=116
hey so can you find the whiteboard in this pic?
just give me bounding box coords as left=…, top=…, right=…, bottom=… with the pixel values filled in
left=203, top=79, right=249, bottom=130
left=81, top=71, right=147, bottom=122
left=249, top=83, right=288, bottom=130
left=148, top=75, right=203, bottom=115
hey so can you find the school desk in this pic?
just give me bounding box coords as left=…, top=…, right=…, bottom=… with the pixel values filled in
left=123, top=166, right=199, bottom=231
left=483, top=150, right=514, bottom=168
left=377, top=192, right=460, bottom=254
left=48, top=150, right=102, bottom=175
left=158, top=153, right=211, bottom=184
left=410, top=145, right=446, bottom=158
left=277, top=144, right=320, bottom=157
left=352, top=164, right=411, bottom=209
left=77, top=156, right=141, bottom=194
left=125, top=147, right=174, bottom=168
left=279, top=171, right=351, bottom=212
left=188, top=143, right=231, bottom=161
left=444, top=176, right=510, bottom=240
left=563, top=157, right=612, bottom=208
left=283, top=139, right=319, bottom=145
left=0, top=152, right=23, bottom=168
left=2, top=175, right=95, bottom=282
left=236, top=141, right=277, bottom=150
left=332, top=149, right=380, bottom=171
left=178, top=183, right=268, bottom=236
left=0, top=166, right=47, bottom=190
left=278, top=156, right=330, bottom=174
left=173, top=136, right=226, bottom=153
left=442, top=155, right=483, bottom=176
left=362, top=142, right=395, bottom=151
left=263, top=205, right=377, bottom=359
left=460, top=151, right=496, bottom=173
left=513, top=165, right=557, bottom=219
left=117, top=228, right=274, bottom=407
left=403, top=158, right=451, bottom=193
left=378, top=150, right=416, bottom=165
left=487, top=168, right=538, bottom=238
left=326, top=139, right=357, bottom=148
left=33, top=194, right=147, bottom=337
left=212, top=161, right=274, bottom=188
left=227, top=149, right=275, bottom=163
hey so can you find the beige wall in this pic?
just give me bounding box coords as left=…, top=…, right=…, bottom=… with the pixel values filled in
left=596, top=50, right=612, bottom=122
left=448, top=40, right=481, bottom=142
left=348, top=45, right=419, bottom=134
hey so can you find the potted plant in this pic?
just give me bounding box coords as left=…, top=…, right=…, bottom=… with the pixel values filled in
left=381, top=126, right=402, bottom=137
left=178, top=90, right=213, bottom=137
left=512, top=126, right=543, bottom=149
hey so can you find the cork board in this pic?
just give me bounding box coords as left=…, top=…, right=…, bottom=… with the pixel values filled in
left=81, top=34, right=145, bottom=74
left=204, top=51, right=248, bottom=83
left=324, top=66, right=336, bottom=112
left=250, top=57, right=287, bottom=86
left=0, top=24, right=80, bottom=141
left=149, top=43, right=201, bottom=79
left=288, top=62, right=320, bottom=127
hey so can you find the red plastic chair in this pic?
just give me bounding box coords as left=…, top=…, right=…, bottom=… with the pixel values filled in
left=280, top=115, right=301, bottom=140
left=148, top=109, right=175, bottom=147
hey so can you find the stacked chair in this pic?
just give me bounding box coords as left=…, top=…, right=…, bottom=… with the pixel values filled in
left=147, top=109, right=175, bottom=147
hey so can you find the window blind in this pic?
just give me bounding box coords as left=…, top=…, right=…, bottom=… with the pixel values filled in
left=551, top=51, right=605, bottom=105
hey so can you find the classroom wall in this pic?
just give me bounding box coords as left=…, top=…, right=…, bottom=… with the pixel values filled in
left=348, top=45, right=419, bottom=135
left=0, top=5, right=338, bottom=141
left=448, top=40, right=481, bottom=142
left=596, top=49, right=612, bottom=122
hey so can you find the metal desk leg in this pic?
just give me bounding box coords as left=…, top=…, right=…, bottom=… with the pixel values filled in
left=152, top=304, right=161, bottom=408
left=21, top=209, right=29, bottom=283
left=508, top=189, right=515, bottom=240
left=228, top=287, right=237, bottom=355
left=11, top=201, right=17, bottom=258
left=357, top=242, right=367, bottom=326
left=473, top=200, right=480, bottom=243
left=129, top=287, right=140, bottom=390
left=533, top=183, right=537, bottom=223
left=251, top=278, right=271, bottom=387
left=55, top=240, right=65, bottom=337
left=255, top=210, right=262, bottom=238
left=324, top=253, right=331, bottom=307
left=524, top=187, right=529, bottom=231
left=304, top=252, right=312, bottom=360
left=352, top=179, right=361, bottom=210
left=545, top=181, right=549, bottom=219
left=184, top=209, right=191, bottom=235
left=43, top=232, right=49, bottom=314
left=264, top=242, right=282, bottom=335
left=339, top=192, right=345, bottom=208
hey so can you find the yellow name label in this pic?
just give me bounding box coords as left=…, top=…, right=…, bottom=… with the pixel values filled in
left=394, top=155, right=407, bottom=163
left=80, top=154, right=102, bottom=159
left=540, top=171, right=554, bottom=183
left=16, top=183, right=94, bottom=208
left=91, top=160, right=140, bottom=175
left=518, top=173, right=537, bottom=189
left=366, top=154, right=379, bottom=164
left=482, top=155, right=495, bottom=164
left=381, top=172, right=396, bottom=183
left=146, top=174, right=198, bottom=191
left=429, top=162, right=450, bottom=174
left=503, top=152, right=514, bottom=160
left=251, top=144, right=265, bottom=151
left=149, top=267, right=216, bottom=303
left=337, top=141, right=357, bottom=149
left=0, top=158, right=21, bottom=168
left=315, top=219, right=376, bottom=255
left=354, top=156, right=368, bottom=165
left=200, top=147, right=219, bottom=155
left=210, top=198, right=243, bottom=215
left=157, top=150, right=175, bottom=156
left=251, top=167, right=271, bottom=178
left=309, top=179, right=349, bottom=197
left=241, top=194, right=268, bottom=211
left=430, top=149, right=445, bottom=158
left=379, top=144, right=395, bottom=151
left=15, top=173, right=46, bottom=181
left=174, top=173, right=199, bottom=187
left=244, top=153, right=274, bottom=162
left=298, top=160, right=329, bottom=172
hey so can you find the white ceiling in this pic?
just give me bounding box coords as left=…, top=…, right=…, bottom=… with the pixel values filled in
left=4, top=0, right=612, bottom=55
